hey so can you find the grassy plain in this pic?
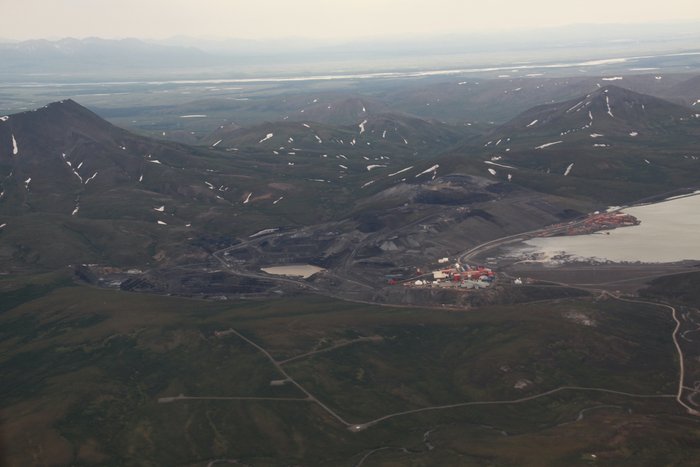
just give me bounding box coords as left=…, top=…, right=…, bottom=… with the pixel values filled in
left=1, top=274, right=698, bottom=465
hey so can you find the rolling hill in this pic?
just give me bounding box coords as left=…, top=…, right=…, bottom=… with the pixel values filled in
left=493, top=84, right=700, bottom=142
left=2, top=89, right=698, bottom=277
left=430, top=86, right=700, bottom=204
left=0, top=100, right=417, bottom=271
left=202, top=111, right=473, bottom=157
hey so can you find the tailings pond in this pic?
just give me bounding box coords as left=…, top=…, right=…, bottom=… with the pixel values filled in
left=260, top=264, right=325, bottom=278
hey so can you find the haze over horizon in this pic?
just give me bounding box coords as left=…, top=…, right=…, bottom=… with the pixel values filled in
left=4, top=0, right=700, bottom=42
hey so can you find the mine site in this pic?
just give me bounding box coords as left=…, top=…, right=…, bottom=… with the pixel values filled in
left=84, top=188, right=700, bottom=309
left=3, top=4, right=700, bottom=465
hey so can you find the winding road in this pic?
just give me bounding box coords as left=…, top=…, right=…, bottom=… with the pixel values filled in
left=611, top=294, right=700, bottom=416
left=160, top=291, right=699, bottom=436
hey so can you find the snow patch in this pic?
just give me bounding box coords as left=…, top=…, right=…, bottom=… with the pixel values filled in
left=62, top=153, right=83, bottom=183
left=566, top=100, right=586, bottom=113
left=535, top=141, right=563, bottom=149
left=415, top=164, right=439, bottom=178
left=24, top=177, right=31, bottom=189
left=601, top=76, right=623, bottom=81
left=84, top=172, right=98, bottom=184
left=487, top=168, right=497, bottom=176
left=366, top=165, right=387, bottom=171
left=526, top=119, right=538, bottom=128
left=273, top=196, right=284, bottom=205
left=148, top=160, right=162, bottom=164
left=157, top=220, right=167, bottom=225
left=629, top=131, right=638, bottom=137
left=250, top=228, right=278, bottom=238
left=564, top=163, right=574, bottom=176
left=0, top=116, right=8, bottom=122
left=358, top=119, right=367, bottom=134
left=11, top=134, right=18, bottom=155
left=590, top=133, right=604, bottom=138
left=484, top=160, right=516, bottom=169
left=339, top=164, right=348, bottom=169
left=259, top=133, right=274, bottom=143
left=153, top=205, right=165, bottom=212
left=212, top=139, right=222, bottom=147
left=605, top=95, right=614, bottom=118
left=243, top=192, right=252, bottom=204
left=388, top=166, right=413, bottom=177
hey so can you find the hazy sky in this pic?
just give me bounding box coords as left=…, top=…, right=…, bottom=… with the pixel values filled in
left=3, top=0, right=700, bottom=41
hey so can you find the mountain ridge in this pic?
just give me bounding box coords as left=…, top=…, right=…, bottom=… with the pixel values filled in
left=494, top=84, right=699, bottom=141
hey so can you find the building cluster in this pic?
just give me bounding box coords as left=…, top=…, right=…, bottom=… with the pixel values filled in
left=567, top=212, right=639, bottom=236
left=540, top=212, right=640, bottom=237
left=400, top=257, right=495, bottom=289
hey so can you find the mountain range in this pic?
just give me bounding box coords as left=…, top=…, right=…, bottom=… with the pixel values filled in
left=1, top=84, right=699, bottom=275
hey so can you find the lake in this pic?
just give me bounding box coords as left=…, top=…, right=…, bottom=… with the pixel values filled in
left=519, top=193, right=700, bottom=263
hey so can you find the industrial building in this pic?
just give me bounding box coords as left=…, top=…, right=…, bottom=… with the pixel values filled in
left=400, top=259, right=495, bottom=289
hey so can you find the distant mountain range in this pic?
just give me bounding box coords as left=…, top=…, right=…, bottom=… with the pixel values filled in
left=0, top=37, right=212, bottom=74
left=3, top=25, right=700, bottom=78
